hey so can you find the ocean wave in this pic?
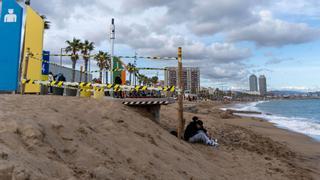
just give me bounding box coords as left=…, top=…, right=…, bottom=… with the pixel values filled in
left=226, top=101, right=267, bottom=112
left=234, top=112, right=320, bottom=140
left=267, top=116, right=320, bottom=137
left=222, top=101, right=320, bottom=140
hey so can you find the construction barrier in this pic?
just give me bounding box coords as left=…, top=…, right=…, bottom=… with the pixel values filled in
left=118, top=56, right=177, bottom=60
left=37, top=53, right=178, bottom=60
left=93, top=87, right=105, bottom=99
left=29, top=55, right=166, bottom=74
left=90, top=67, right=167, bottom=73
left=21, top=79, right=177, bottom=93
left=79, top=87, right=92, bottom=97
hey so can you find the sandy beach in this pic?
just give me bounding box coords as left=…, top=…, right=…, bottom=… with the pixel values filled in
left=0, top=95, right=319, bottom=180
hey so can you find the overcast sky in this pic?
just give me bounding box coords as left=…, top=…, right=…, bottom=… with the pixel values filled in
left=28, top=0, right=320, bottom=91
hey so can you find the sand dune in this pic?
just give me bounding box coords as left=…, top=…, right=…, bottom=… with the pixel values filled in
left=0, top=95, right=319, bottom=180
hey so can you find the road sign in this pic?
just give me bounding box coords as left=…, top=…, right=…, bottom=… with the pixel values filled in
left=42, top=51, right=50, bottom=75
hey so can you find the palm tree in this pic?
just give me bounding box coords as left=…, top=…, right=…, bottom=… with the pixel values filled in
left=139, top=74, right=149, bottom=86
left=40, top=15, right=51, bottom=30
left=65, top=38, right=81, bottom=82
left=81, top=40, right=95, bottom=82
left=94, top=51, right=110, bottom=81
left=137, top=74, right=145, bottom=85
left=134, top=70, right=140, bottom=86
left=127, top=63, right=135, bottom=85
left=151, top=76, right=159, bottom=86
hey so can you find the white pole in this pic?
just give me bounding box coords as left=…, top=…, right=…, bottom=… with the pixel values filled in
left=102, top=67, right=106, bottom=84
left=110, top=18, right=115, bottom=84
left=133, top=52, right=137, bottom=86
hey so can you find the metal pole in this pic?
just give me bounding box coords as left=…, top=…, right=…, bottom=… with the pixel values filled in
left=177, top=47, right=184, bottom=139
left=21, top=48, right=30, bottom=95
left=134, top=52, right=137, bottom=86
left=60, top=48, right=63, bottom=66
left=88, top=59, right=91, bottom=81
left=80, top=66, right=83, bottom=82
left=110, top=18, right=115, bottom=85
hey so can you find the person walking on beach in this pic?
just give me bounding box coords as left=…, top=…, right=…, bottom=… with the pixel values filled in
left=184, top=117, right=219, bottom=147
left=48, top=72, right=54, bottom=93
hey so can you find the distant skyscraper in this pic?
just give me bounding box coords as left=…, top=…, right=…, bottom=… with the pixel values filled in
left=249, top=74, right=258, bottom=92
left=259, top=75, right=267, bottom=96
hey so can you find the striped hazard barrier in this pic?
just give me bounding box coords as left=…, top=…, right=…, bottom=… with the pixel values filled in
left=122, top=100, right=170, bottom=106
left=21, top=79, right=177, bottom=92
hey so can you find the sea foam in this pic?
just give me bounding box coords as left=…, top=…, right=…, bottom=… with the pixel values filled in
left=227, top=101, right=320, bottom=141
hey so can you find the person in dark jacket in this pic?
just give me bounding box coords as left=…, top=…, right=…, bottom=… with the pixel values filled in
left=184, top=116, right=200, bottom=141
left=114, top=76, right=122, bottom=85
left=114, top=76, right=122, bottom=98
left=184, top=117, right=219, bottom=147
left=57, top=74, right=66, bottom=82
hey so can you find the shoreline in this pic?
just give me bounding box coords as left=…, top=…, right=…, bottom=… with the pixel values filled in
left=221, top=100, right=320, bottom=142
left=234, top=112, right=320, bottom=143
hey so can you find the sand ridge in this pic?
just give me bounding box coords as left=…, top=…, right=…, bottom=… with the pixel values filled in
left=0, top=95, right=319, bottom=179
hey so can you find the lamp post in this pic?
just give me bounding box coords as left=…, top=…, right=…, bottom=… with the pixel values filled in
left=110, top=18, right=115, bottom=84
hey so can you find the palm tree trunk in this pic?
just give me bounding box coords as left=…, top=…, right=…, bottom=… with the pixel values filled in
left=133, top=73, right=135, bottom=86
left=135, top=74, right=137, bottom=86
left=106, top=72, right=109, bottom=84
left=84, top=59, right=88, bottom=82
left=72, top=60, right=76, bottom=82
left=99, top=69, right=102, bottom=81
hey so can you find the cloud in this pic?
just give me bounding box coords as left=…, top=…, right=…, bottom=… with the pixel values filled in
left=206, top=63, right=251, bottom=89
left=272, top=0, right=320, bottom=18
left=265, top=57, right=295, bottom=65
left=204, top=63, right=249, bottom=80
left=277, top=86, right=313, bottom=91
left=227, top=11, right=320, bottom=46
left=134, top=39, right=252, bottom=64
left=187, top=0, right=266, bottom=35
left=119, top=0, right=172, bottom=13
left=252, top=68, right=273, bottom=74
left=26, top=0, right=320, bottom=88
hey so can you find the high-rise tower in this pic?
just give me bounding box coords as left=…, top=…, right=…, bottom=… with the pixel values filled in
left=259, top=75, right=267, bottom=96
left=249, top=74, right=258, bottom=92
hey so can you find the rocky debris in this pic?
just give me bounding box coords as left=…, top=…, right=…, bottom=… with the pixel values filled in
left=226, top=109, right=262, bottom=115
left=220, top=110, right=235, bottom=119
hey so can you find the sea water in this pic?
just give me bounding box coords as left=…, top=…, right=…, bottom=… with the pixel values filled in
left=229, top=99, right=320, bottom=141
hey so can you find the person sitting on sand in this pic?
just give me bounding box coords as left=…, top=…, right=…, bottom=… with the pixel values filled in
left=184, top=117, right=218, bottom=147
left=184, top=116, right=199, bottom=140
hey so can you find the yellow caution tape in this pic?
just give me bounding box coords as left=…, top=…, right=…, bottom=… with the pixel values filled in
left=21, top=79, right=176, bottom=92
